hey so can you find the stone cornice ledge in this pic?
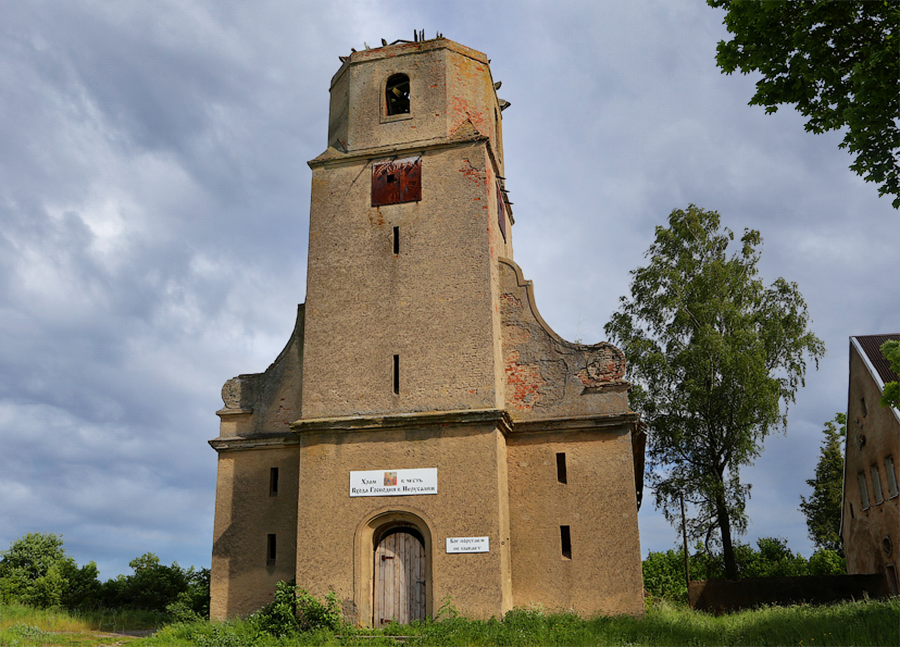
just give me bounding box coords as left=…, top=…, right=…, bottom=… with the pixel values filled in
left=216, top=408, right=253, bottom=417
left=208, top=432, right=299, bottom=452
left=308, top=134, right=489, bottom=170
left=510, top=412, right=640, bottom=435
left=292, top=408, right=512, bottom=435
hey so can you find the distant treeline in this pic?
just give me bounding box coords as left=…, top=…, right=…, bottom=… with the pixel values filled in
left=643, top=537, right=846, bottom=603
left=0, top=532, right=208, bottom=620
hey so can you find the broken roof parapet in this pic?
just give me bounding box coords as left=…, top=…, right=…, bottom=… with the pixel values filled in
left=331, top=37, right=489, bottom=87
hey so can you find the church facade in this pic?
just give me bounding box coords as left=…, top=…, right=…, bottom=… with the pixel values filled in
left=209, top=37, right=644, bottom=624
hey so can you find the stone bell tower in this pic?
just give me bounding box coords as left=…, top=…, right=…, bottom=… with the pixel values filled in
left=210, top=36, right=644, bottom=625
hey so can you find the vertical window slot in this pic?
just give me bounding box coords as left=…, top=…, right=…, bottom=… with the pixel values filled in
left=560, top=525, right=572, bottom=559
left=269, top=467, right=279, bottom=496
left=267, top=534, right=276, bottom=563
left=556, top=452, right=567, bottom=484
left=392, top=355, right=400, bottom=395
left=393, top=226, right=400, bottom=255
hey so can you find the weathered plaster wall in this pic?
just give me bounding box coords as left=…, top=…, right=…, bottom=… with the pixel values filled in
left=291, top=416, right=512, bottom=624
left=210, top=307, right=305, bottom=619
left=506, top=429, right=644, bottom=616
left=842, top=344, right=899, bottom=582
left=327, top=38, right=504, bottom=179
left=499, top=259, right=629, bottom=420
left=210, top=445, right=300, bottom=619
left=217, top=305, right=305, bottom=437
left=302, top=144, right=505, bottom=419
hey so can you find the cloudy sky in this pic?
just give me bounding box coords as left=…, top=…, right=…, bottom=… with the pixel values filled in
left=1, top=0, right=895, bottom=581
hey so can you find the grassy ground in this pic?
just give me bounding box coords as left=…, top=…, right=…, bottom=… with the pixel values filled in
left=0, top=603, right=166, bottom=646
left=2, top=598, right=898, bottom=646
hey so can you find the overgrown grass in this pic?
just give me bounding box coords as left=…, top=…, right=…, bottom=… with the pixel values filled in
left=0, top=601, right=167, bottom=646
left=2, top=598, right=896, bottom=646
left=140, top=598, right=900, bottom=647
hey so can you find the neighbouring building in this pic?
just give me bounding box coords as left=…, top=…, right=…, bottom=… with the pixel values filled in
left=209, top=36, right=645, bottom=624
left=841, top=334, right=900, bottom=595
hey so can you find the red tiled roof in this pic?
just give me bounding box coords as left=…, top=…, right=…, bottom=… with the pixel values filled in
left=853, top=334, right=900, bottom=386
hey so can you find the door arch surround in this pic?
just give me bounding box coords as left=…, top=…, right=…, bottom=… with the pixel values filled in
left=354, top=507, right=433, bottom=627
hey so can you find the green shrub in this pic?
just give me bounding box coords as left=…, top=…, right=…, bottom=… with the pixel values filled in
left=251, top=580, right=343, bottom=637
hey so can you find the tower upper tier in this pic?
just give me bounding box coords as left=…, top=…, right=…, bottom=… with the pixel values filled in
left=325, top=38, right=506, bottom=174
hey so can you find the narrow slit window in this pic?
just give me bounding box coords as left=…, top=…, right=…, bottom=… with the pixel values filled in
left=556, top=452, right=567, bottom=484
left=885, top=456, right=898, bottom=498
left=385, top=73, right=410, bottom=115
left=858, top=471, right=870, bottom=509
left=860, top=397, right=868, bottom=417
left=393, top=226, right=399, bottom=255
left=871, top=464, right=884, bottom=504
left=392, top=355, right=400, bottom=395
left=267, top=534, right=276, bottom=563
left=560, top=525, right=572, bottom=559
left=269, top=467, right=279, bottom=496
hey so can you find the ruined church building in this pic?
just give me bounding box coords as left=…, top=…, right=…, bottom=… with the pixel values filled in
left=209, top=36, right=645, bottom=624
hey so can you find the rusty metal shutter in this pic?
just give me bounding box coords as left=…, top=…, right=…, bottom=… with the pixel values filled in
left=372, top=158, right=422, bottom=206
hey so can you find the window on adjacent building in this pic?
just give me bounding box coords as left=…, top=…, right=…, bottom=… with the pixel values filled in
left=372, top=158, right=421, bottom=206
left=871, top=464, right=884, bottom=504
left=267, top=534, right=276, bottom=564
left=385, top=73, right=410, bottom=115
left=858, top=471, right=870, bottom=509
left=885, top=456, right=898, bottom=498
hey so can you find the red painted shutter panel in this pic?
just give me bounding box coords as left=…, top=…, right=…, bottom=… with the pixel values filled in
left=372, top=159, right=421, bottom=206
left=400, top=159, right=421, bottom=203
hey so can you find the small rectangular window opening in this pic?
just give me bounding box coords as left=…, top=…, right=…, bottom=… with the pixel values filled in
left=392, top=355, right=400, bottom=395
left=871, top=464, right=884, bottom=504
left=267, top=534, right=276, bottom=563
left=560, top=525, right=572, bottom=559
left=556, top=452, right=567, bottom=484
left=269, top=467, right=279, bottom=496
left=393, top=226, right=399, bottom=255
left=858, top=471, right=870, bottom=509
left=885, top=456, right=898, bottom=498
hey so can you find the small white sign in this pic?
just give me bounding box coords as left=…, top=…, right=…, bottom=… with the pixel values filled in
left=349, top=468, right=437, bottom=497
left=446, top=536, right=490, bottom=554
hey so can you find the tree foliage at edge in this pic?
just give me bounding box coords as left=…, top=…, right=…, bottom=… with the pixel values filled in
left=708, top=0, right=900, bottom=208
left=605, top=205, right=825, bottom=579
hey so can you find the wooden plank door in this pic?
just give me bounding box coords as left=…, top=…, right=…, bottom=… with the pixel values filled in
left=374, top=530, right=426, bottom=625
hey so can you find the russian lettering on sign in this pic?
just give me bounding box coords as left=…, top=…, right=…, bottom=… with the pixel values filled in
left=446, top=536, right=490, bottom=553
left=349, top=468, right=438, bottom=497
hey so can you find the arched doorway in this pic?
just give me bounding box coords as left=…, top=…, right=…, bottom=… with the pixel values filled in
left=373, top=526, right=426, bottom=625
